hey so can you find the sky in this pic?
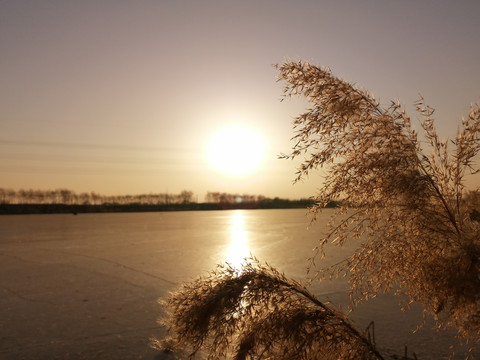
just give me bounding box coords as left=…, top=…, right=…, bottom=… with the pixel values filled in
left=1, top=0, right=480, bottom=201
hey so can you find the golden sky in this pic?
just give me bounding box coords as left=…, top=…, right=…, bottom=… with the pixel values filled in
left=1, top=0, right=480, bottom=200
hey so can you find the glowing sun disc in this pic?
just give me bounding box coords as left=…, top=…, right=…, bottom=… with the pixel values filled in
left=204, top=124, right=267, bottom=178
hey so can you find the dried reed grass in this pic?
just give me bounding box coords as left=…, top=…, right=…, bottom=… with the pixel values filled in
left=157, top=61, right=480, bottom=359
left=277, top=61, right=480, bottom=347
left=156, top=259, right=383, bottom=360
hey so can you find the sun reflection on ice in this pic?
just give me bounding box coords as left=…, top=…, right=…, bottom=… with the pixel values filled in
left=225, top=211, right=250, bottom=271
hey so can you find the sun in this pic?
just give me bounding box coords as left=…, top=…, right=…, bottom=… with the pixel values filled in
left=204, top=124, right=267, bottom=178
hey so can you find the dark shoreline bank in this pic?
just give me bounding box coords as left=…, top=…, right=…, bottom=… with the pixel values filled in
left=0, top=199, right=337, bottom=215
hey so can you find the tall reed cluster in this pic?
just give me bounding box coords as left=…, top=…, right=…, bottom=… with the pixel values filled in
left=277, top=61, right=480, bottom=343
left=158, top=61, right=480, bottom=358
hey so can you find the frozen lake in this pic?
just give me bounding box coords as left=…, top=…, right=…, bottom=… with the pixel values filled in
left=0, top=209, right=475, bottom=359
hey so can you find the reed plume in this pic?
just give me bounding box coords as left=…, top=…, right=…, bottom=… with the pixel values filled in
left=156, top=259, right=383, bottom=360
left=277, top=61, right=480, bottom=344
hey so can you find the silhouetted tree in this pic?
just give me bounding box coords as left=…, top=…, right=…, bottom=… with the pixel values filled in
left=0, top=188, right=9, bottom=204
left=179, top=190, right=194, bottom=204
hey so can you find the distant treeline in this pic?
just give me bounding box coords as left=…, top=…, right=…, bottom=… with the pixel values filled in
left=0, top=188, right=195, bottom=205
left=0, top=188, right=339, bottom=215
